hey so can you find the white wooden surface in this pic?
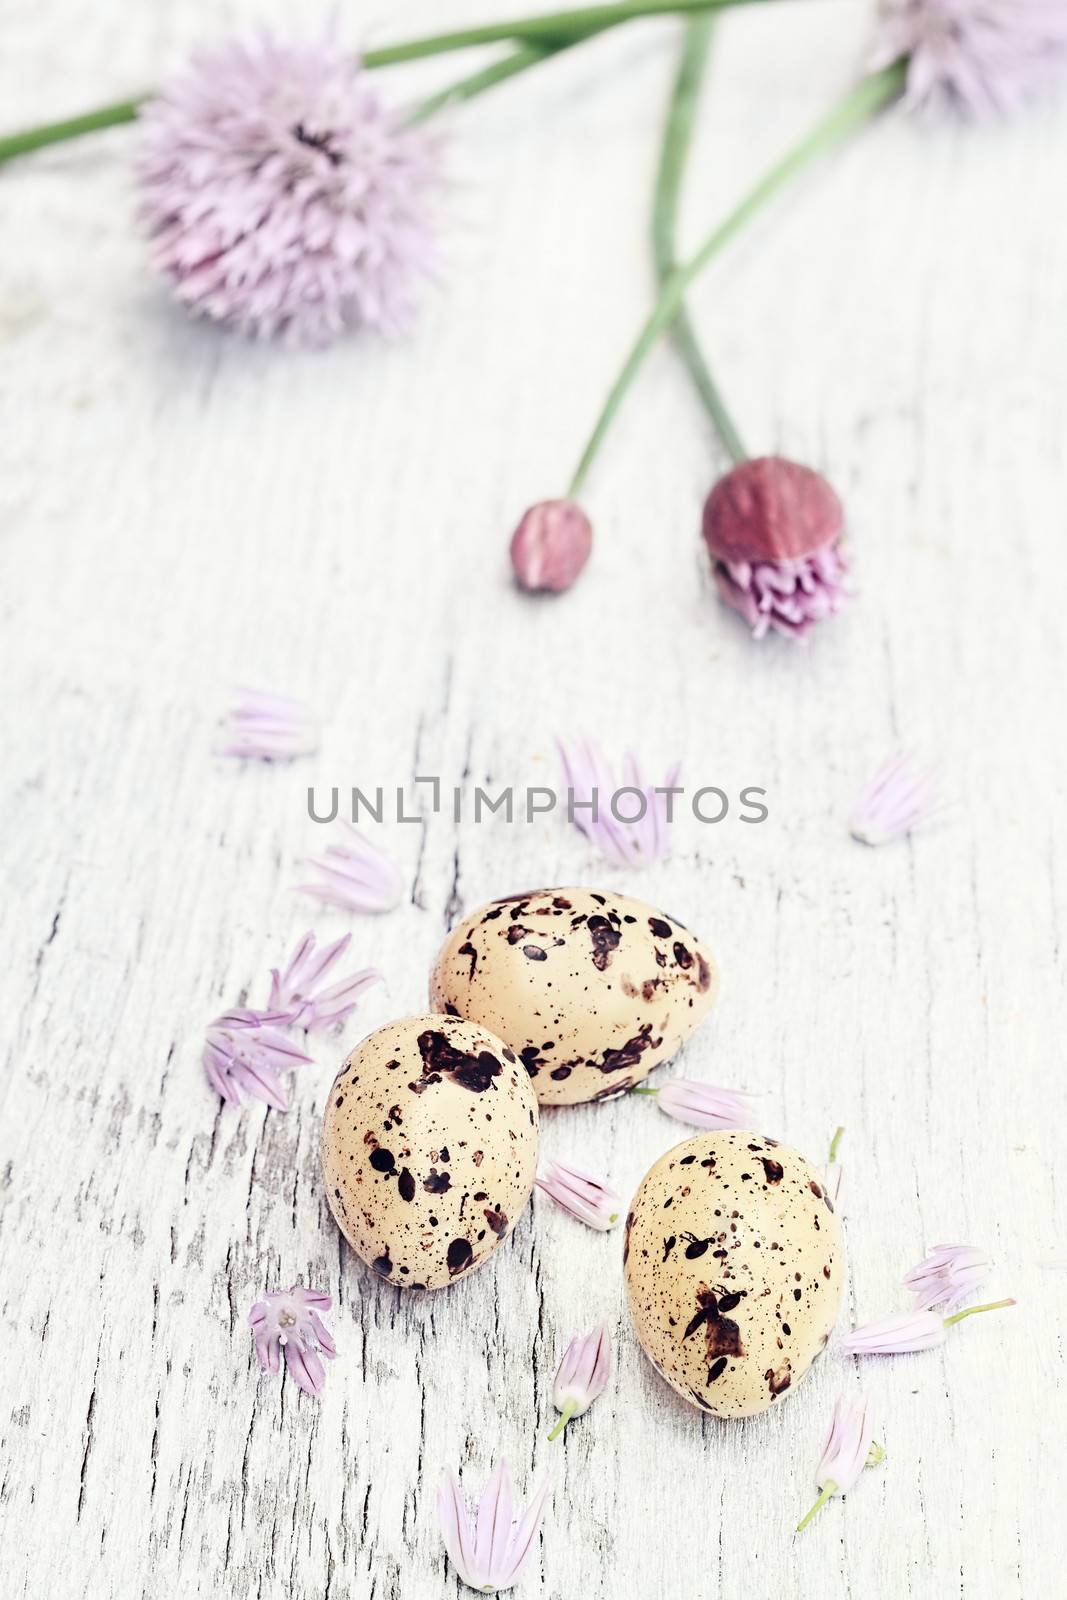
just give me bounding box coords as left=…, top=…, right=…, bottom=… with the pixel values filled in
left=2, top=2, right=1066, bottom=1596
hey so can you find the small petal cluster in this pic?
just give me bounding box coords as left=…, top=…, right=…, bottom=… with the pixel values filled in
left=137, top=32, right=440, bottom=345
left=536, top=1159, right=621, bottom=1231
left=510, top=499, right=593, bottom=593
left=850, top=754, right=938, bottom=846
left=653, top=1078, right=753, bottom=1131
left=249, top=1284, right=336, bottom=1397
left=297, top=823, right=405, bottom=913
left=872, top=0, right=1067, bottom=117
left=203, top=1009, right=312, bottom=1109
left=557, top=738, right=680, bottom=868
left=797, top=1395, right=881, bottom=1531
left=219, top=688, right=319, bottom=761
left=549, top=1325, right=612, bottom=1439
left=269, top=931, right=381, bottom=1031
left=702, top=457, right=848, bottom=640
left=438, top=1461, right=550, bottom=1593
left=903, top=1244, right=990, bottom=1313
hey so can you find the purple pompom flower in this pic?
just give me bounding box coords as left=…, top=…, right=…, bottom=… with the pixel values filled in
left=219, top=688, right=319, bottom=761
left=796, top=1395, right=884, bottom=1532
left=557, top=738, right=680, bottom=868
left=549, top=1324, right=612, bottom=1440
left=297, top=822, right=405, bottom=913
left=702, top=457, right=848, bottom=641
left=137, top=31, right=441, bottom=345
left=438, top=1460, right=550, bottom=1594
left=902, top=1243, right=991, bottom=1313
left=850, top=754, right=939, bottom=846
left=202, top=1008, right=312, bottom=1109
left=636, top=1077, right=753, bottom=1131
left=268, top=930, right=381, bottom=1031
left=872, top=0, right=1067, bottom=117
left=249, top=1283, right=337, bottom=1398
left=536, top=1159, right=621, bottom=1231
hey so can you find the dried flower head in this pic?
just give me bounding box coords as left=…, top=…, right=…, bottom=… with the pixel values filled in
left=549, top=1325, right=612, bottom=1440
left=702, top=456, right=848, bottom=640
left=536, top=1159, right=621, bottom=1231
left=438, top=1460, right=550, bottom=1593
left=849, top=753, right=939, bottom=846
left=902, top=1243, right=991, bottom=1313
left=557, top=738, right=680, bottom=867
left=203, top=1008, right=312, bottom=1109
left=510, top=499, right=593, bottom=593
left=219, top=688, right=319, bottom=760
left=137, top=31, right=440, bottom=345
left=872, top=0, right=1067, bottom=116
left=796, top=1395, right=883, bottom=1532
left=297, top=822, right=405, bottom=913
left=268, top=930, right=381, bottom=1031
left=249, top=1283, right=336, bottom=1397
left=639, top=1078, right=754, bottom=1131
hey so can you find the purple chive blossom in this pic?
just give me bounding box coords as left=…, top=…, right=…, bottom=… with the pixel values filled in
left=796, top=1396, right=883, bottom=1532
left=219, top=688, right=319, bottom=761
left=849, top=754, right=939, bottom=846
left=840, top=1298, right=1015, bottom=1355
left=637, top=1078, right=753, bottom=1131
left=438, top=1460, right=550, bottom=1594
left=902, top=1244, right=991, bottom=1314
left=557, top=738, right=680, bottom=868
left=872, top=0, right=1067, bottom=117
left=203, top=1009, right=312, bottom=1109
left=249, top=1284, right=336, bottom=1397
left=549, top=1324, right=612, bottom=1440
left=297, top=823, right=405, bottom=913
left=268, top=930, right=381, bottom=1031
left=536, top=1159, right=621, bottom=1231
left=137, top=31, right=441, bottom=346
left=702, top=458, right=849, bottom=641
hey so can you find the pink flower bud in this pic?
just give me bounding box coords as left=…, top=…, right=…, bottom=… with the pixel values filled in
left=509, top=499, right=593, bottom=593
left=701, top=457, right=848, bottom=640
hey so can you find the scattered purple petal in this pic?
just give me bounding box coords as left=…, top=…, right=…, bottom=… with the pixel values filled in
left=557, top=737, right=680, bottom=868
left=218, top=687, right=319, bottom=761
left=872, top=0, right=1067, bottom=117
left=203, top=1008, right=312, bottom=1109
left=249, top=1283, right=337, bottom=1398
left=438, top=1460, right=550, bottom=1593
left=839, top=1309, right=946, bottom=1355
left=268, top=930, right=382, bottom=1031
left=849, top=753, right=939, bottom=846
left=796, top=1395, right=881, bottom=1531
left=137, top=31, right=442, bottom=345
left=903, top=1243, right=991, bottom=1313
left=650, top=1078, right=753, bottom=1131
left=549, top=1324, right=612, bottom=1440
left=535, top=1159, right=621, bottom=1231
left=297, top=823, right=405, bottom=913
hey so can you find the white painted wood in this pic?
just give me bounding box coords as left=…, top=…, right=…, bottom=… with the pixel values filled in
left=1, top=2, right=1065, bottom=1596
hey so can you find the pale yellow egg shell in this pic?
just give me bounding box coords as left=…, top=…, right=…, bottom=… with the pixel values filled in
left=624, top=1131, right=844, bottom=1417
left=320, top=1015, right=539, bottom=1291
left=429, top=887, right=719, bottom=1106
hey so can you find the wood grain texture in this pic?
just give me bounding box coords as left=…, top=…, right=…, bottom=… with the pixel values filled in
left=1, top=2, right=1065, bottom=1596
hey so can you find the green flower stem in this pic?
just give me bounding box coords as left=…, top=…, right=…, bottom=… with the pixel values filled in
left=943, top=1298, right=1016, bottom=1328
left=630, top=1086, right=659, bottom=1095
left=567, top=60, right=907, bottom=496
left=828, top=1126, right=844, bottom=1162
left=795, top=1479, right=837, bottom=1534
left=547, top=1400, right=578, bottom=1440
left=652, top=17, right=747, bottom=464
left=0, top=0, right=781, bottom=168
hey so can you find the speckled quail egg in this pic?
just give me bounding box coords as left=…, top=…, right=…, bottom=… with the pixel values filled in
left=429, top=888, right=719, bottom=1106
left=320, top=1015, right=539, bottom=1291
left=624, top=1131, right=844, bottom=1417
